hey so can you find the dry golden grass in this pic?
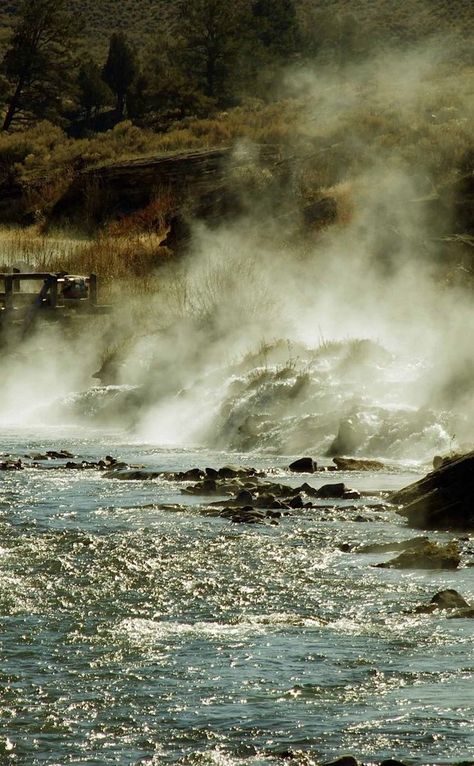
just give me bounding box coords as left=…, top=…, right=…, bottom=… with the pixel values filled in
left=0, top=224, right=171, bottom=300
left=0, top=227, right=84, bottom=270
left=34, top=234, right=172, bottom=296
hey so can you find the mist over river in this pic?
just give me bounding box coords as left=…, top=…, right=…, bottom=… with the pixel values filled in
left=2, top=11, right=474, bottom=764
left=1, top=428, right=473, bottom=765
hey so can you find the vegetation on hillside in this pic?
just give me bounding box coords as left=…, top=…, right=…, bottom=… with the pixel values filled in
left=1, top=0, right=473, bottom=133
left=0, top=0, right=472, bottom=295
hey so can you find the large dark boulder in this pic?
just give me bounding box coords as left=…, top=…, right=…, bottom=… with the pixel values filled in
left=317, top=482, right=347, bottom=498
left=391, top=451, right=474, bottom=530
left=289, top=457, right=317, bottom=473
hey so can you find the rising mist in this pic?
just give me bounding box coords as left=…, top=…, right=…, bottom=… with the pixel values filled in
left=1, top=38, right=473, bottom=463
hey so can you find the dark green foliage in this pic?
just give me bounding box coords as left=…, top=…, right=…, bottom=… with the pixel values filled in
left=102, top=32, right=139, bottom=118
left=0, top=74, right=9, bottom=105
left=126, top=73, right=151, bottom=120
left=251, top=0, right=299, bottom=57
left=297, top=5, right=371, bottom=65
left=143, top=34, right=215, bottom=124
left=1, top=0, right=79, bottom=130
left=77, top=60, right=112, bottom=119
left=175, top=0, right=253, bottom=102
left=1, top=0, right=473, bottom=136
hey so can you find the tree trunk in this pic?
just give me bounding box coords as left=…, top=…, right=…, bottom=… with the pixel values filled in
left=2, top=79, right=24, bottom=131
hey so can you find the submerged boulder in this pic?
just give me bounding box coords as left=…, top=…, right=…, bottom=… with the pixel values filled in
left=333, top=457, right=385, bottom=471
left=415, top=589, right=471, bottom=614
left=430, top=588, right=470, bottom=609
left=447, top=607, right=474, bottom=619
left=221, top=506, right=279, bottom=525
left=375, top=540, right=461, bottom=570
left=356, top=536, right=430, bottom=554
left=317, top=482, right=347, bottom=498
left=324, top=757, right=358, bottom=766
left=391, top=450, right=474, bottom=530
left=218, top=465, right=261, bottom=479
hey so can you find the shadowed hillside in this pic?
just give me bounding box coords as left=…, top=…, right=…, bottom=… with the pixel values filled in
left=1, top=0, right=473, bottom=52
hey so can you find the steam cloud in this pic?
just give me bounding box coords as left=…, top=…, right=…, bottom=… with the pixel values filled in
left=1, top=39, right=473, bottom=462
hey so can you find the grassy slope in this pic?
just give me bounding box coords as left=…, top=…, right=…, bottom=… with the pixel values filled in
left=1, top=0, right=473, bottom=53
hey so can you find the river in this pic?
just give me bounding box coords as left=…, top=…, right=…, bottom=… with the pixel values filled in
left=1, top=428, right=472, bottom=765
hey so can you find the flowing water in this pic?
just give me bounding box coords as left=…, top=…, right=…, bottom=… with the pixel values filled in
left=1, top=428, right=473, bottom=766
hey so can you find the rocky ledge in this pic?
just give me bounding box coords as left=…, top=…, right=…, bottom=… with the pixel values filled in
left=391, top=451, right=474, bottom=530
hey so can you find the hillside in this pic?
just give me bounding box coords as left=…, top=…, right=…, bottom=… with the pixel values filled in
left=1, top=0, right=473, bottom=54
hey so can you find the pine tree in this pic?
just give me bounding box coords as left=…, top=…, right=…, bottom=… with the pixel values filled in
left=1, top=0, right=79, bottom=131
left=176, top=0, right=252, bottom=102
left=251, top=0, right=299, bottom=57
left=77, top=61, right=112, bottom=121
left=102, top=33, right=139, bottom=119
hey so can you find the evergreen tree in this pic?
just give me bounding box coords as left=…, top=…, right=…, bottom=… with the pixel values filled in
left=1, top=0, right=79, bottom=131
left=126, top=73, right=151, bottom=120
left=296, top=4, right=331, bottom=59
left=145, top=34, right=214, bottom=122
left=102, top=33, right=139, bottom=119
left=251, top=0, right=299, bottom=57
left=77, top=61, right=112, bottom=121
left=176, top=0, right=252, bottom=102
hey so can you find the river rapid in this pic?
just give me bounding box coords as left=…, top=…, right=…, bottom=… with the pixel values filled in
left=1, top=428, right=473, bottom=766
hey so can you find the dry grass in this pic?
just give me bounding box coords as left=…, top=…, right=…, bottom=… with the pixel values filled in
left=35, top=234, right=172, bottom=296
left=0, top=227, right=84, bottom=270
left=0, top=225, right=171, bottom=300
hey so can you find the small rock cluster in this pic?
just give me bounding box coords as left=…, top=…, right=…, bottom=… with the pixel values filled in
left=0, top=457, right=23, bottom=470
left=0, top=450, right=133, bottom=472
left=289, top=456, right=386, bottom=473
left=181, top=471, right=363, bottom=525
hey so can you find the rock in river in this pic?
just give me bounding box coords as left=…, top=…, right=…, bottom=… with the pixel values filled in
left=391, top=450, right=474, bottom=530
left=415, top=589, right=471, bottom=614
left=317, top=483, right=360, bottom=500
left=375, top=540, right=461, bottom=570
left=447, top=607, right=474, bottom=619
left=289, top=457, right=317, bottom=473
left=333, top=457, right=385, bottom=471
